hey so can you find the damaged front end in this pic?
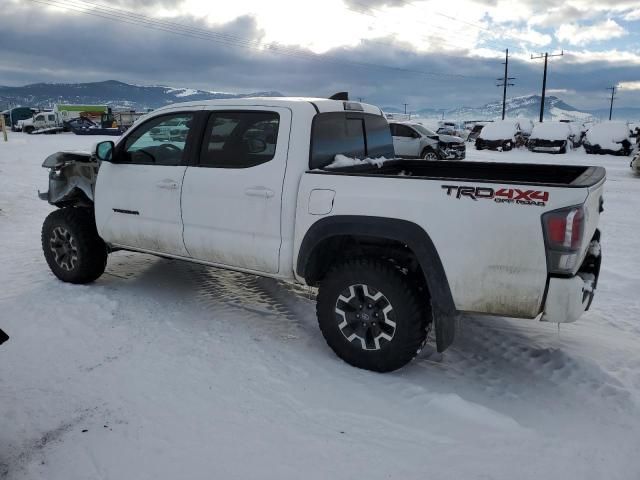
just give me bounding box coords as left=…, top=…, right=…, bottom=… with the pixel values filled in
left=38, top=151, right=99, bottom=207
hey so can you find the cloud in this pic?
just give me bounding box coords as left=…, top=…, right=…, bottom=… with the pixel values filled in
left=342, top=0, right=406, bottom=10
left=555, top=19, right=627, bottom=46
left=618, top=81, right=640, bottom=90
left=564, top=49, right=640, bottom=65
left=0, top=0, right=639, bottom=111
left=624, top=8, right=640, bottom=20
left=547, top=88, right=576, bottom=94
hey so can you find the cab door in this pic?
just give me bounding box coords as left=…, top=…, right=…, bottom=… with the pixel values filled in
left=392, top=124, right=421, bottom=157
left=95, top=109, right=200, bottom=256
left=181, top=107, right=291, bottom=274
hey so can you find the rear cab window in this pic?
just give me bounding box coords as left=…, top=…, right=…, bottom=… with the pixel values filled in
left=310, top=112, right=394, bottom=169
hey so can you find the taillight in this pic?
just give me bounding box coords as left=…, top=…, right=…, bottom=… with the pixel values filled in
left=542, top=206, right=585, bottom=274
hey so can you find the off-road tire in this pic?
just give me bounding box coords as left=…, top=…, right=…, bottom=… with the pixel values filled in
left=42, top=208, right=107, bottom=284
left=317, top=258, right=431, bottom=372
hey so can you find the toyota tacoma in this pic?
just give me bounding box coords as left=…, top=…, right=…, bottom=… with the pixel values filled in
left=39, top=97, right=605, bottom=372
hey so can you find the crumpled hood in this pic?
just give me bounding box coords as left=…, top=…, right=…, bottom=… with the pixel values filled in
left=437, top=134, right=464, bottom=144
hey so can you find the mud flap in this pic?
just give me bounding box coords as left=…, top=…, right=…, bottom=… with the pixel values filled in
left=433, top=306, right=457, bottom=353
left=0, top=329, right=8, bottom=346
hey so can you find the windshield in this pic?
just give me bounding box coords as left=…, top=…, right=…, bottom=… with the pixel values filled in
left=411, top=124, right=436, bottom=136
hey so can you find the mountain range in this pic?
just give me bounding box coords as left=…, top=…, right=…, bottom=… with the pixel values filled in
left=1, top=80, right=639, bottom=121
left=0, top=80, right=283, bottom=111
left=387, top=94, right=640, bottom=122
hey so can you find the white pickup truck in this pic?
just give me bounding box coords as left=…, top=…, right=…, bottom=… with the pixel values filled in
left=39, top=97, right=605, bottom=372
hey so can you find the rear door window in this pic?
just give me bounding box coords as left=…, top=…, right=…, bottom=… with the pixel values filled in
left=310, top=112, right=393, bottom=169
left=199, top=111, right=280, bottom=168
left=365, top=115, right=395, bottom=159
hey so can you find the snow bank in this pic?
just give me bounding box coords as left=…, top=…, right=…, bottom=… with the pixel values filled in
left=530, top=122, right=571, bottom=141
left=585, top=121, right=630, bottom=149
left=478, top=120, right=519, bottom=141
left=325, top=154, right=391, bottom=169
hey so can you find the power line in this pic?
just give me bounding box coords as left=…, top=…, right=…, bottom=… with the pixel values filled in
left=496, top=49, right=515, bottom=120
left=531, top=50, right=563, bottom=122
left=26, top=0, right=496, bottom=81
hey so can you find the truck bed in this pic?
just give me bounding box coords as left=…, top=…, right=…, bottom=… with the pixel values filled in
left=313, top=159, right=605, bottom=188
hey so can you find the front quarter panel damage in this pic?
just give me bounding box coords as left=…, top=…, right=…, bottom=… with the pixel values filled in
left=39, top=151, right=99, bottom=207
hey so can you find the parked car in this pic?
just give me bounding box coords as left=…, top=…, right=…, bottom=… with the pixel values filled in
left=475, top=119, right=524, bottom=151
left=563, top=122, right=585, bottom=148
left=149, top=117, right=189, bottom=142
left=528, top=122, right=572, bottom=154
left=631, top=151, right=640, bottom=175
left=2, top=107, right=37, bottom=131
left=38, top=97, right=604, bottom=372
left=584, top=121, right=633, bottom=156
left=390, top=121, right=465, bottom=160
left=466, top=122, right=490, bottom=142
left=517, top=118, right=534, bottom=141
left=21, top=111, right=64, bottom=134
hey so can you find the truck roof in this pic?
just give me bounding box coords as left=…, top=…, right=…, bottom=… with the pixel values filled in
left=150, top=97, right=384, bottom=116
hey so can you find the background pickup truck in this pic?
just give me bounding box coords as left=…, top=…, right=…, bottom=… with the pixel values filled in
left=39, top=97, right=605, bottom=372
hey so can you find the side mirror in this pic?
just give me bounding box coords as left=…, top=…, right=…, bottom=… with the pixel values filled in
left=95, top=140, right=114, bottom=162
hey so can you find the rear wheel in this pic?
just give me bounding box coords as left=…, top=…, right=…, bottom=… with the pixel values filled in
left=317, top=258, right=431, bottom=372
left=42, top=208, right=107, bottom=284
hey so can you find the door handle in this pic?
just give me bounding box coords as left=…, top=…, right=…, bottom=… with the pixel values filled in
left=245, top=187, right=274, bottom=198
left=156, top=179, right=179, bottom=190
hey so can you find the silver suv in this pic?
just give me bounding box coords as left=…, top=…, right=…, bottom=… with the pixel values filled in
left=389, top=121, right=465, bottom=160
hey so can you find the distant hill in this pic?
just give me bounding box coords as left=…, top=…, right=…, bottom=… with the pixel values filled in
left=411, top=95, right=600, bottom=122
left=0, top=80, right=283, bottom=110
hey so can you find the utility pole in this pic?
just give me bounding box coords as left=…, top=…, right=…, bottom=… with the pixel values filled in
left=496, top=49, right=515, bottom=120
left=531, top=50, right=563, bottom=122
left=606, top=86, right=616, bottom=121
left=403, top=103, right=408, bottom=114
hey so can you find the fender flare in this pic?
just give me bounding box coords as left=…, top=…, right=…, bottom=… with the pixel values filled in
left=297, top=216, right=458, bottom=352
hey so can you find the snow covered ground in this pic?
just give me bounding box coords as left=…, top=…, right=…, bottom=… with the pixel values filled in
left=1, top=131, right=640, bottom=479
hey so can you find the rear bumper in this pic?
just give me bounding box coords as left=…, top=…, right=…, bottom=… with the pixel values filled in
left=541, top=276, right=593, bottom=323
left=541, top=238, right=601, bottom=323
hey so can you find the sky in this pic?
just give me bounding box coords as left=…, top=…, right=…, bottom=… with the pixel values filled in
left=1, top=0, right=640, bottom=110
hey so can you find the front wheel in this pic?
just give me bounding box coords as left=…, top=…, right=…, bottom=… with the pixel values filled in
left=42, top=208, right=108, bottom=284
left=422, top=149, right=439, bottom=161
left=317, top=258, right=431, bottom=372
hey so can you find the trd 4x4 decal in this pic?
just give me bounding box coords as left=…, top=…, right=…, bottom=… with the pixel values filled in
left=442, top=185, right=549, bottom=207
